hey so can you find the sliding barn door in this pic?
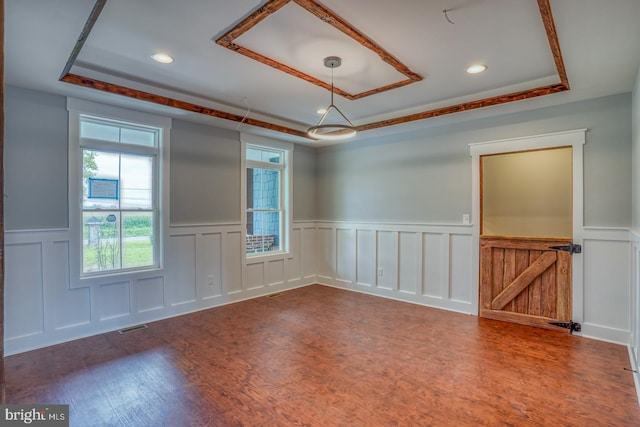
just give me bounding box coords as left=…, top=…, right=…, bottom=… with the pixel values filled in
left=480, top=237, right=572, bottom=331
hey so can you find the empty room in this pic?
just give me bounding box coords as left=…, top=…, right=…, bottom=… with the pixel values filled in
left=2, top=0, right=640, bottom=425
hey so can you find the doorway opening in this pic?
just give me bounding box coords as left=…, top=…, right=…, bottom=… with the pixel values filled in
left=469, top=130, right=586, bottom=332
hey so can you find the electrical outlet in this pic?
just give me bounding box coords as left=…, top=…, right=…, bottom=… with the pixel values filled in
left=377, top=267, right=383, bottom=278
left=207, top=275, right=215, bottom=286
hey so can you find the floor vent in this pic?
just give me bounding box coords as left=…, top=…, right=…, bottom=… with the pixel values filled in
left=266, top=292, right=283, bottom=298
left=119, top=324, right=148, bottom=334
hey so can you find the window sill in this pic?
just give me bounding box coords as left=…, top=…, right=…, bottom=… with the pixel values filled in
left=245, top=251, right=291, bottom=263
left=77, top=266, right=164, bottom=286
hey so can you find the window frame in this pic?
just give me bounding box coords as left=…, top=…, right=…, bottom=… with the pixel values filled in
left=241, top=134, right=293, bottom=260
left=68, top=98, right=171, bottom=284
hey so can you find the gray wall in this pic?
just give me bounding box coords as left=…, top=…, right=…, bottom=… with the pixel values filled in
left=317, top=93, right=632, bottom=227
left=170, top=120, right=241, bottom=225
left=4, top=86, right=69, bottom=230
left=292, top=143, right=317, bottom=221
left=633, top=67, right=640, bottom=233
left=169, top=121, right=317, bottom=224
left=4, top=85, right=318, bottom=230
left=4, top=85, right=630, bottom=230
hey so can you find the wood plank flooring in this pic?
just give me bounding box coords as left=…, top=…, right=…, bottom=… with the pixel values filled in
left=5, top=285, right=640, bottom=426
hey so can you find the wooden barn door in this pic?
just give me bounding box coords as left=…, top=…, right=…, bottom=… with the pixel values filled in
left=479, top=147, right=580, bottom=333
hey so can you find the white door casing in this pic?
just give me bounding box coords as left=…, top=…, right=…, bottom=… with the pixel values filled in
left=469, top=129, right=586, bottom=324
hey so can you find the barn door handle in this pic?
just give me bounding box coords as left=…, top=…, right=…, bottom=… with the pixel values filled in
left=549, top=243, right=582, bottom=254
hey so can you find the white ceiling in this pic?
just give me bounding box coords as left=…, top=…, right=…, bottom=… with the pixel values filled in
left=5, top=0, right=640, bottom=144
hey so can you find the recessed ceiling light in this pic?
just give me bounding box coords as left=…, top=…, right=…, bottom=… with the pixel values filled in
left=467, top=64, right=487, bottom=74
left=151, top=52, right=174, bottom=64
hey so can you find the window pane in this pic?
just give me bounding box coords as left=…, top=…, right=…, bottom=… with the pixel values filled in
left=246, top=211, right=254, bottom=235
left=122, top=212, right=154, bottom=268
left=121, top=154, right=153, bottom=209
left=247, top=147, right=281, bottom=163
left=121, top=127, right=156, bottom=147
left=246, top=168, right=254, bottom=210
left=81, top=120, right=120, bottom=142
left=249, top=168, right=280, bottom=210
left=247, top=211, right=281, bottom=254
left=83, top=212, right=121, bottom=273
left=83, top=150, right=120, bottom=210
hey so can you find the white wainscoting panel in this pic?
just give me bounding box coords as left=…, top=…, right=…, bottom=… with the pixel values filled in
left=134, top=276, right=165, bottom=313
left=266, top=259, right=285, bottom=286
left=450, top=234, right=473, bottom=304
left=316, top=222, right=474, bottom=314
left=224, top=231, right=243, bottom=295
left=49, top=241, right=91, bottom=330
left=398, top=232, right=420, bottom=295
left=579, top=228, right=632, bottom=344
left=5, top=241, right=45, bottom=339
left=198, top=233, right=223, bottom=299
left=5, top=222, right=635, bottom=356
left=286, top=228, right=302, bottom=282
left=356, top=230, right=376, bottom=287
left=245, top=262, right=265, bottom=290
left=629, top=229, right=640, bottom=402
left=377, top=231, right=399, bottom=291
left=302, top=226, right=317, bottom=279
left=423, top=233, right=445, bottom=299
left=4, top=223, right=316, bottom=355
left=336, top=228, right=356, bottom=284
left=317, top=227, right=334, bottom=280
left=166, top=234, right=197, bottom=306
left=96, top=281, right=131, bottom=321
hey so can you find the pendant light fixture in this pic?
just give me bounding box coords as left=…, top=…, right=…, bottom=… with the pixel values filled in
left=307, top=57, right=357, bottom=141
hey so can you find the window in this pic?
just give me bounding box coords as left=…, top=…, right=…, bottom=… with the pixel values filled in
left=243, top=138, right=292, bottom=256
left=68, top=99, right=170, bottom=278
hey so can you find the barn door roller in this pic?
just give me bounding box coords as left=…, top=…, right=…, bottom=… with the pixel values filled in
left=549, top=243, right=582, bottom=254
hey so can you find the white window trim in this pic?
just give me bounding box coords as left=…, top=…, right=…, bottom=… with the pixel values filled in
left=67, top=98, right=171, bottom=286
left=240, top=133, right=293, bottom=262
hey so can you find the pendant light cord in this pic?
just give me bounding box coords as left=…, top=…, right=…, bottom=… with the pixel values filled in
left=330, top=66, right=335, bottom=106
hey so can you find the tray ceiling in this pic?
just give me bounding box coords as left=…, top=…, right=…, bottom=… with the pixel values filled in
left=12, top=0, right=638, bottom=142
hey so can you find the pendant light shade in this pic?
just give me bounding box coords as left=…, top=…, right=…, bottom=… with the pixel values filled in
left=307, top=57, right=357, bottom=141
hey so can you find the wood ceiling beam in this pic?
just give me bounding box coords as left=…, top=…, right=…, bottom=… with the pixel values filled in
left=537, top=0, right=570, bottom=89
left=215, top=0, right=422, bottom=100
left=60, top=74, right=309, bottom=138
left=356, top=84, right=569, bottom=132
left=59, top=0, right=106, bottom=80
left=216, top=0, right=290, bottom=44
left=292, top=0, right=423, bottom=82
left=356, top=0, right=571, bottom=133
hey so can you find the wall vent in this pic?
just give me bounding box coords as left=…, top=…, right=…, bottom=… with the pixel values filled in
left=266, top=293, right=283, bottom=298
left=118, top=324, right=148, bottom=334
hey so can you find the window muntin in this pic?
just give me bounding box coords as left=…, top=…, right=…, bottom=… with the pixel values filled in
left=80, top=117, right=157, bottom=147
left=246, top=147, right=282, bottom=163
left=245, top=145, right=287, bottom=256
left=80, top=115, right=159, bottom=275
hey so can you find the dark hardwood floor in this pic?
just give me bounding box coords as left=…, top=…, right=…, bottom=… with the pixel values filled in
left=5, top=284, right=640, bottom=426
